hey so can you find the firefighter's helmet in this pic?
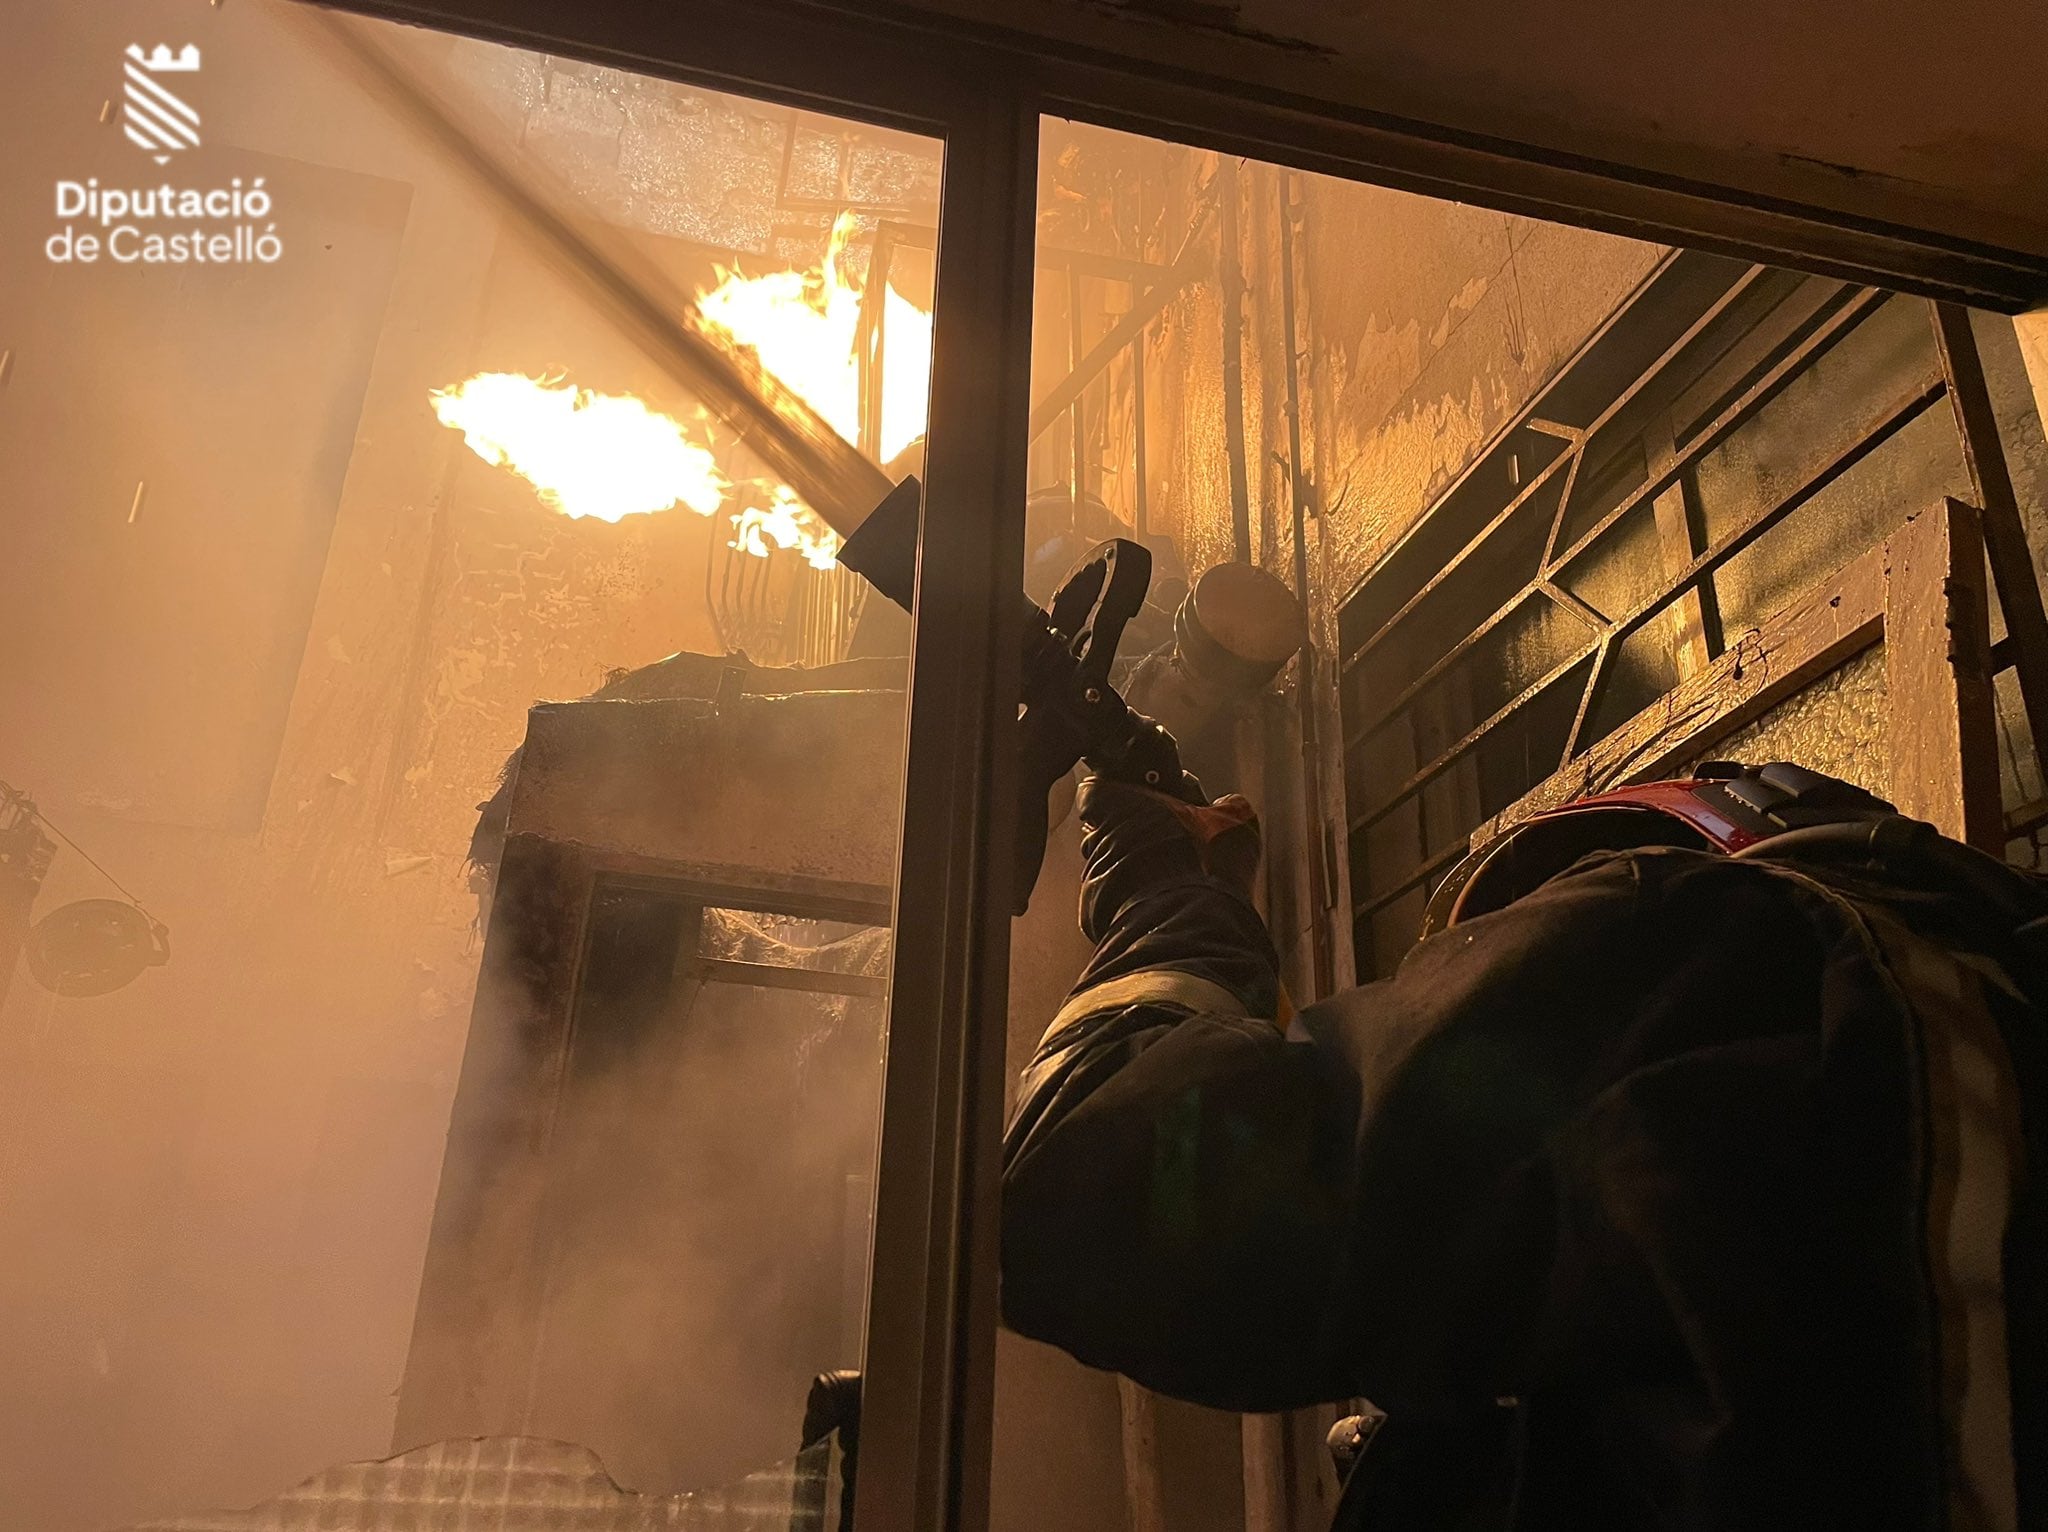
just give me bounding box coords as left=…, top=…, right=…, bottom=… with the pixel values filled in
left=1419, top=761, right=1896, bottom=939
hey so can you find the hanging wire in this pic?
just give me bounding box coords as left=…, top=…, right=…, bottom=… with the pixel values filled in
left=0, top=780, right=161, bottom=925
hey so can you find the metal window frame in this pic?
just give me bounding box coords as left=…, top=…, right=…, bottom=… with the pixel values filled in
left=302, top=2, right=2048, bottom=1526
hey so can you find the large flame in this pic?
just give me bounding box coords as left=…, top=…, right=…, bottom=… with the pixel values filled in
left=429, top=373, right=727, bottom=523
left=430, top=213, right=928, bottom=568
left=694, top=211, right=932, bottom=463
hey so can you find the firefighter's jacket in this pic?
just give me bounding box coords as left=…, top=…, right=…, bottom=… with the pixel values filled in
left=1002, top=779, right=2046, bottom=1530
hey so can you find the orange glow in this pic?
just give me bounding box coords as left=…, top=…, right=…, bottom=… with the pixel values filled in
left=428, top=373, right=727, bottom=523
left=693, top=212, right=932, bottom=463
left=431, top=214, right=927, bottom=568
left=730, top=484, right=842, bottom=571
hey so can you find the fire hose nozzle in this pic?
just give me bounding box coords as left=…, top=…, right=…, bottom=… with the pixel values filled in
left=834, top=475, right=924, bottom=613
left=837, top=475, right=1198, bottom=913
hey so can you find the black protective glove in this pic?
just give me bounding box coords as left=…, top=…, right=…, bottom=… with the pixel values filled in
left=1070, top=775, right=1279, bottom=1018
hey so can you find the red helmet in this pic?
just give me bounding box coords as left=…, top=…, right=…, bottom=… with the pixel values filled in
left=1418, top=761, right=1896, bottom=938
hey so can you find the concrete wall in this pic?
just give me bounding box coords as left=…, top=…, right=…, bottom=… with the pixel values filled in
left=819, top=0, right=2048, bottom=261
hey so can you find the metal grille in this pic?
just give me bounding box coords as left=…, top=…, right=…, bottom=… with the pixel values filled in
left=1334, top=250, right=2037, bottom=978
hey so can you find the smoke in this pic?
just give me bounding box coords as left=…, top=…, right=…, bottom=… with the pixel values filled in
left=486, top=887, right=888, bottom=1494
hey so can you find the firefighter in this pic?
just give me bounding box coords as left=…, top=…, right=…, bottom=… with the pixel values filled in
left=1000, top=763, right=2046, bottom=1530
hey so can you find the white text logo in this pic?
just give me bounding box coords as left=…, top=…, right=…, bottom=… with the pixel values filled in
left=41, top=44, right=285, bottom=267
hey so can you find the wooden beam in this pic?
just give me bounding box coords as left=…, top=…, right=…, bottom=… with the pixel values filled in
left=1475, top=539, right=1888, bottom=840
left=1930, top=303, right=2048, bottom=781
left=1117, top=1378, right=1166, bottom=1532
left=1241, top=1413, right=1291, bottom=1532
left=1885, top=499, right=2003, bottom=850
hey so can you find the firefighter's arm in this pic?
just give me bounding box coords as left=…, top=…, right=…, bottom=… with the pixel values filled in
left=1001, top=776, right=1358, bottom=1411
left=1002, top=1001, right=1362, bottom=1412
left=998, top=788, right=1672, bottom=1415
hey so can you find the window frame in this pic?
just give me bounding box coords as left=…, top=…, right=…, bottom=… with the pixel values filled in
left=300, top=3, right=2048, bottom=1527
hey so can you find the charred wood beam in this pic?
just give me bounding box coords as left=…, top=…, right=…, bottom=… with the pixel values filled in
left=1471, top=538, right=1890, bottom=841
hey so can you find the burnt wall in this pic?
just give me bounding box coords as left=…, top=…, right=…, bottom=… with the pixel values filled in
left=1130, top=144, right=1662, bottom=992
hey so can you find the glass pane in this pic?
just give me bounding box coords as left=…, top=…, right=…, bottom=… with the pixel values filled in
left=1002, top=105, right=2042, bottom=1532
left=510, top=887, right=885, bottom=1492
left=2, top=7, right=934, bottom=1527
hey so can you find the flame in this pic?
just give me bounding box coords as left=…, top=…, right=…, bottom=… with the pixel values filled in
left=429, top=372, right=845, bottom=567
left=694, top=211, right=932, bottom=463
left=429, top=373, right=727, bottom=523
left=731, top=484, right=843, bottom=571
left=429, top=214, right=929, bottom=570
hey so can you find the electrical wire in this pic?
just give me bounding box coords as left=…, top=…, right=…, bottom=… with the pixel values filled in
left=0, top=780, right=161, bottom=926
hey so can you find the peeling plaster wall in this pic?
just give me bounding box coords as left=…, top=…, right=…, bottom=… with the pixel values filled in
left=1301, top=193, right=1665, bottom=602
left=1131, top=149, right=1662, bottom=996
